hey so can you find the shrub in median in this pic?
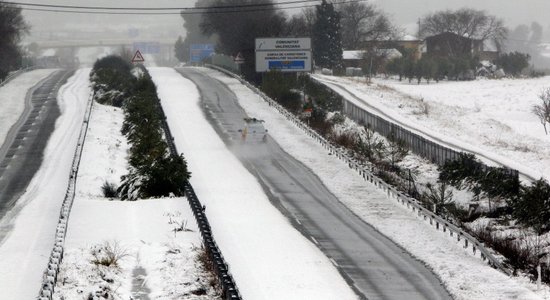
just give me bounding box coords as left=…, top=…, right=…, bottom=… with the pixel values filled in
left=90, top=56, right=190, bottom=200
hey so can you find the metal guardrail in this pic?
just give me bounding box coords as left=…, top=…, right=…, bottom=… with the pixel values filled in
left=38, top=70, right=92, bottom=300
left=206, top=64, right=512, bottom=276
left=0, top=67, right=37, bottom=88
left=157, top=93, right=242, bottom=300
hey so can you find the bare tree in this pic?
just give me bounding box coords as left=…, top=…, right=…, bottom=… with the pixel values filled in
left=336, top=1, right=395, bottom=49
left=532, top=88, right=550, bottom=135
left=419, top=8, right=507, bottom=50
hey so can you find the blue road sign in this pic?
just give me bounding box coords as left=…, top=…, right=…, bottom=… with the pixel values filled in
left=268, top=60, right=305, bottom=70
left=190, top=44, right=215, bottom=62
left=133, top=42, right=160, bottom=54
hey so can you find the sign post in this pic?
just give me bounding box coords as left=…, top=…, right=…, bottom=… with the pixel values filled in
left=255, top=37, right=312, bottom=73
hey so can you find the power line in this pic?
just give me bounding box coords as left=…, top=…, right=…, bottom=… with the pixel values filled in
left=5, top=0, right=321, bottom=11
left=15, top=0, right=367, bottom=15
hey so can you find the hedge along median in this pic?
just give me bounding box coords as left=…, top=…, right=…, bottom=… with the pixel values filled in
left=90, top=55, right=190, bottom=200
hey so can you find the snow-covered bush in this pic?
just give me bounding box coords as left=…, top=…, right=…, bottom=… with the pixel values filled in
left=90, top=241, right=129, bottom=268
left=101, top=181, right=118, bottom=198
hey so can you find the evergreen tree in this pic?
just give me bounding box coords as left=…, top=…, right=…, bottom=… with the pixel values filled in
left=511, top=179, right=550, bottom=235
left=174, top=36, right=186, bottom=62
left=0, top=2, right=28, bottom=80
left=312, top=0, right=343, bottom=69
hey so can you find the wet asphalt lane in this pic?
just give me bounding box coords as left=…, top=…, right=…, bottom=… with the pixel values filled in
left=0, top=70, right=73, bottom=226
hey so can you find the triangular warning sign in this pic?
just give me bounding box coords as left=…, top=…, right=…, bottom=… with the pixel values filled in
left=132, top=50, right=145, bottom=63
left=234, top=52, right=245, bottom=64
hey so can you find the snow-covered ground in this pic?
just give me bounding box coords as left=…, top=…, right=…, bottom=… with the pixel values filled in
left=54, top=81, right=217, bottom=298
left=315, top=75, right=550, bottom=182
left=0, top=69, right=57, bottom=148
left=0, top=69, right=90, bottom=299
left=200, top=67, right=548, bottom=299
left=149, top=67, right=357, bottom=300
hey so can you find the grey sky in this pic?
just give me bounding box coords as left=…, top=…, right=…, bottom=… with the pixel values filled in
left=19, top=0, right=550, bottom=41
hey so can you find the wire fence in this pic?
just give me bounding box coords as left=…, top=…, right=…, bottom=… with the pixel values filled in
left=158, top=96, right=242, bottom=300
left=208, top=63, right=512, bottom=277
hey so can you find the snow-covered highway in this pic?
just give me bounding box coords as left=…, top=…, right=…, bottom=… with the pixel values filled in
left=0, top=70, right=73, bottom=227
left=169, top=67, right=452, bottom=300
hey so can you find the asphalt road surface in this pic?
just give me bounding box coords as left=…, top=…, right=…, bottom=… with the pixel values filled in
left=0, top=70, right=73, bottom=225
left=176, top=67, right=452, bottom=300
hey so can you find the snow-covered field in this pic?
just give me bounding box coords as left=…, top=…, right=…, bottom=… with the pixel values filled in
left=0, top=69, right=57, bottom=148
left=0, top=69, right=90, bottom=299
left=315, top=74, right=550, bottom=182
left=149, top=67, right=357, bottom=300
left=200, top=67, right=548, bottom=299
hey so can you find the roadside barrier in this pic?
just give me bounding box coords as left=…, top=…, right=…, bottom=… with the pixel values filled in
left=206, top=64, right=512, bottom=276
left=157, top=96, right=242, bottom=300
left=312, top=77, right=521, bottom=181
left=39, top=70, right=93, bottom=300
left=0, top=67, right=37, bottom=88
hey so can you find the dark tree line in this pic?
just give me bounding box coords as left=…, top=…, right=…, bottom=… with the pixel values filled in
left=178, top=0, right=395, bottom=79
left=0, top=1, right=28, bottom=80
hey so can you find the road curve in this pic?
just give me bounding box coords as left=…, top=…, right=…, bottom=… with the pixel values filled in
left=313, top=75, right=537, bottom=182
left=0, top=70, right=73, bottom=225
left=176, top=67, right=452, bottom=300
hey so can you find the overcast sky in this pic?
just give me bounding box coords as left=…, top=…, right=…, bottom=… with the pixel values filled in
left=19, top=0, right=550, bottom=41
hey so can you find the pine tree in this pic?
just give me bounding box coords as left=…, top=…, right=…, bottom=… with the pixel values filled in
left=174, top=36, right=186, bottom=62
left=0, top=2, right=28, bottom=80
left=312, top=0, right=343, bottom=69
left=511, top=179, right=550, bottom=235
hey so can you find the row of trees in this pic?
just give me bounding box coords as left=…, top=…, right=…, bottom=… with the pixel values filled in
left=384, top=50, right=531, bottom=83
left=0, top=1, right=28, bottom=80
left=439, top=153, right=549, bottom=235
left=90, top=56, right=190, bottom=200
left=386, top=53, right=478, bottom=83
left=177, top=0, right=395, bottom=79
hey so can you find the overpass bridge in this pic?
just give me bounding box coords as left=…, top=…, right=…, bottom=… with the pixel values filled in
left=30, top=38, right=177, bottom=66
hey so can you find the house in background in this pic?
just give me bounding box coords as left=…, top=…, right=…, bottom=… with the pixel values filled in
left=390, top=35, right=424, bottom=60
left=358, top=34, right=424, bottom=60
left=425, top=32, right=500, bottom=61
